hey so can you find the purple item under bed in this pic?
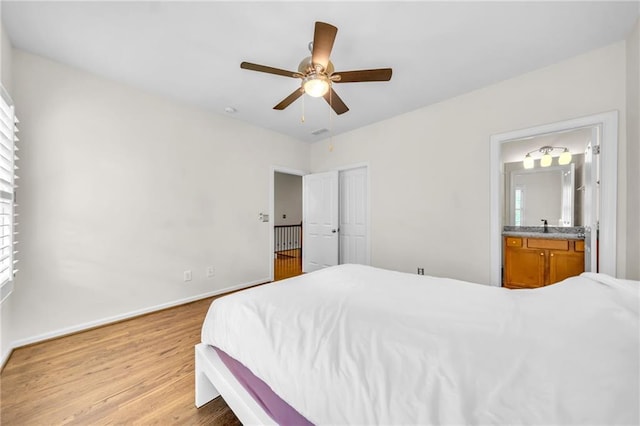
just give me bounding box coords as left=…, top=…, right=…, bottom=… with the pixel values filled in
left=214, top=346, right=313, bottom=426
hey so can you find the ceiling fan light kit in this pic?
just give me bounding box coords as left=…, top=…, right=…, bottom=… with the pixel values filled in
left=302, top=73, right=330, bottom=98
left=240, top=21, right=393, bottom=115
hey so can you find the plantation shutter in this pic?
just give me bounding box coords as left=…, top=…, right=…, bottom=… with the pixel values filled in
left=0, top=86, right=18, bottom=301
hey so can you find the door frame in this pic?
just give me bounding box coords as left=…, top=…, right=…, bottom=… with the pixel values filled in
left=489, top=111, right=618, bottom=286
left=269, top=166, right=307, bottom=282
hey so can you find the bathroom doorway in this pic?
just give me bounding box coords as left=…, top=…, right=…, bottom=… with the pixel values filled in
left=490, top=111, right=618, bottom=285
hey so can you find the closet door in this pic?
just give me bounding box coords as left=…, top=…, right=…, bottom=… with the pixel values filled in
left=339, top=167, right=368, bottom=265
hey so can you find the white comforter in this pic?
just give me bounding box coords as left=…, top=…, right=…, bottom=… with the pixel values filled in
left=201, top=264, right=639, bottom=425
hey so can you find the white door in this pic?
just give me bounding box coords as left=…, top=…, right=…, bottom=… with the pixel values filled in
left=582, top=127, right=599, bottom=272
left=303, top=171, right=339, bottom=272
left=339, top=167, right=368, bottom=265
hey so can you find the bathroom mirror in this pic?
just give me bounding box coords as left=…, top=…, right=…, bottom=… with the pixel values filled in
left=506, top=164, right=575, bottom=226
left=500, top=127, right=590, bottom=228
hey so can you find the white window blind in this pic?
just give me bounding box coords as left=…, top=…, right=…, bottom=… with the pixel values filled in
left=0, top=85, right=18, bottom=302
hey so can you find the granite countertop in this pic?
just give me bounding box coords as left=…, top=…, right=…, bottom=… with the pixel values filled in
left=502, top=226, right=585, bottom=240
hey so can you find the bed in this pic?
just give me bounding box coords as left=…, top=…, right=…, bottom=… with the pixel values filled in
left=195, top=264, right=639, bottom=425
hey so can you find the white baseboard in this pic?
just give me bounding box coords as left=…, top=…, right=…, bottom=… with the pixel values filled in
left=1, top=345, right=13, bottom=370
left=9, top=277, right=270, bottom=350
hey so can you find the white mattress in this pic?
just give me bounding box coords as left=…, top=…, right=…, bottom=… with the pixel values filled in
left=201, top=264, right=639, bottom=425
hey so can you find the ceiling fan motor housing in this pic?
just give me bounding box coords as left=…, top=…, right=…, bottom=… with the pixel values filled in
left=298, top=56, right=335, bottom=76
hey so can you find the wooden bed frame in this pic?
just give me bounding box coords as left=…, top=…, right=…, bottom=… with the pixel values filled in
left=194, top=343, right=276, bottom=425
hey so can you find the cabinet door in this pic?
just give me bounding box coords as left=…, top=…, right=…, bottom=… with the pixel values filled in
left=549, top=249, right=585, bottom=284
left=505, top=246, right=545, bottom=289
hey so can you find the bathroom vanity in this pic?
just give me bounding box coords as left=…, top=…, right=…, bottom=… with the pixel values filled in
left=503, top=227, right=585, bottom=289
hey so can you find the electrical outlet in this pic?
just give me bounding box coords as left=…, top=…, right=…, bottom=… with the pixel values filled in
left=206, top=266, right=215, bottom=279
left=417, top=268, right=425, bottom=275
left=183, top=270, right=192, bottom=282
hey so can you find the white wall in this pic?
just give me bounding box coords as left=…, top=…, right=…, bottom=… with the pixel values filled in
left=274, top=172, right=302, bottom=226
left=626, top=17, right=640, bottom=281
left=310, top=42, right=628, bottom=284
left=9, top=50, right=310, bottom=345
left=0, top=18, right=11, bottom=92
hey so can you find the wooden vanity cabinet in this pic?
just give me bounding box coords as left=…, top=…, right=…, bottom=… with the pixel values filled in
left=504, top=237, right=545, bottom=288
left=504, top=236, right=585, bottom=289
left=549, top=240, right=585, bottom=284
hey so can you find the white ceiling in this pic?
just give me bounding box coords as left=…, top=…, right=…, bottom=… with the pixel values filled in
left=2, top=1, right=638, bottom=142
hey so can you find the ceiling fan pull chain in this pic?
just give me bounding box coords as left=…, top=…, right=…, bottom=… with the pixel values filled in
left=301, top=92, right=305, bottom=123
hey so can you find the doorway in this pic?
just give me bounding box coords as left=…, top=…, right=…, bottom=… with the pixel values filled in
left=490, top=111, right=618, bottom=285
left=271, top=168, right=305, bottom=281
left=270, top=165, right=370, bottom=280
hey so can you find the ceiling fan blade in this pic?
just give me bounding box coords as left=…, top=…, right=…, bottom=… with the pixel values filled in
left=312, top=22, right=338, bottom=71
left=333, top=68, right=393, bottom=83
left=323, top=88, right=349, bottom=115
left=241, top=62, right=298, bottom=78
left=274, top=89, right=304, bottom=110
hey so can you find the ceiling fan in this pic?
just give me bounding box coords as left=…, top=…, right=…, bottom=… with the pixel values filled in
left=240, top=21, right=392, bottom=115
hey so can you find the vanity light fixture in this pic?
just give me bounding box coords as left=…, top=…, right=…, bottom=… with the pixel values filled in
left=540, top=148, right=553, bottom=167
left=523, top=146, right=572, bottom=169
left=558, top=148, right=572, bottom=165
left=523, top=153, right=535, bottom=169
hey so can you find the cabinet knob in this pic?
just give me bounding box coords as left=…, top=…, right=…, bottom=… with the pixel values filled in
left=540, top=252, right=544, bottom=256
left=550, top=253, right=554, bottom=257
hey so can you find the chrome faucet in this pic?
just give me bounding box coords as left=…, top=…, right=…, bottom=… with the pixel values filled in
left=541, top=219, right=548, bottom=232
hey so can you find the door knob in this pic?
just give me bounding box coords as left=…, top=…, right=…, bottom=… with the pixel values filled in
left=332, top=229, right=337, bottom=233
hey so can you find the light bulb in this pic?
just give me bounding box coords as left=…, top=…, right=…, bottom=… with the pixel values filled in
left=303, top=76, right=329, bottom=98
left=523, top=154, right=534, bottom=169
left=558, top=149, right=572, bottom=165
left=540, top=152, right=553, bottom=167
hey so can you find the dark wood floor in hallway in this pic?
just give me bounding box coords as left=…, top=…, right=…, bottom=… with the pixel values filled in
left=0, top=297, right=241, bottom=425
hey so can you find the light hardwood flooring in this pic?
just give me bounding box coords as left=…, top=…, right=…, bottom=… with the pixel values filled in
left=274, top=248, right=302, bottom=281
left=0, top=297, right=242, bottom=425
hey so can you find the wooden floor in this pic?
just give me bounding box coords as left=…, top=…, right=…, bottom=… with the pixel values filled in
left=0, top=297, right=242, bottom=425
left=274, top=248, right=302, bottom=281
